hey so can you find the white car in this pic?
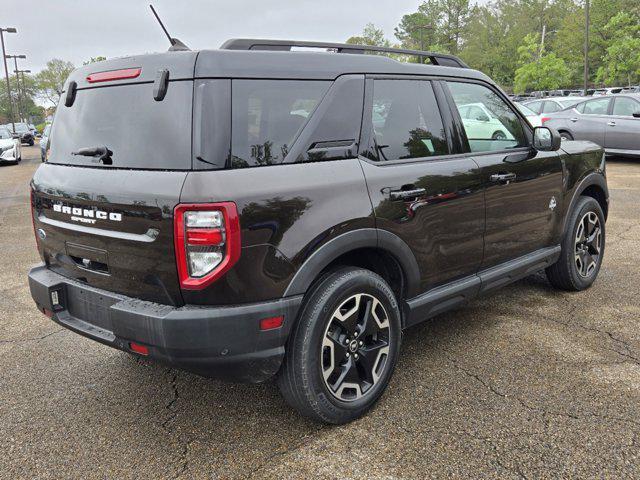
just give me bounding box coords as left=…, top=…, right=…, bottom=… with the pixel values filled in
left=0, top=126, right=21, bottom=163
left=458, top=103, right=515, bottom=140
left=516, top=103, right=544, bottom=127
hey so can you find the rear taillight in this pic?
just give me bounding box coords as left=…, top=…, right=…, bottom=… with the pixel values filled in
left=174, top=203, right=241, bottom=290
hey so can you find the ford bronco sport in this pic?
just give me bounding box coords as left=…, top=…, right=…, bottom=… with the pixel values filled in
left=28, top=40, right=608, bottom=424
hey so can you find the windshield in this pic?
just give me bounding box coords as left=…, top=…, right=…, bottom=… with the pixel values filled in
left=0, top=128, right=12, bottom=139
left=14, top=123, right=29, bottom=133
left=516, top=103, right=537, bottom=116
left=48, top=82, right=193, bottom=169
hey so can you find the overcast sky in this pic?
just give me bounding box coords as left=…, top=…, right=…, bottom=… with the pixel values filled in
left=2, top=0, right=432, bottom=73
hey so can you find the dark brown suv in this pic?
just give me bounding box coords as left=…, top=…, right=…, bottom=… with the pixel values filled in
left=28, top=40, right=608, bottom=424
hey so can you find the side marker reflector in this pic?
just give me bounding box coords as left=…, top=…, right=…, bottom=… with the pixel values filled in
left=260, top=316, right=284, bottom=331
left=130, top=342, right=149, bottom=356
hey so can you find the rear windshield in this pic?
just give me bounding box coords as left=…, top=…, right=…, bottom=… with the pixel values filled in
left=48, top=81, right=192, bottom=169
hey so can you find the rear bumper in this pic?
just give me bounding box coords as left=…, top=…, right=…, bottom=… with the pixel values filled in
left=28, top=264, right=302, bottom=383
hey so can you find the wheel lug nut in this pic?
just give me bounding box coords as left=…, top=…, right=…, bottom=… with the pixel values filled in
left=359, top=341, right=363, bottom=346
left=354, top=354, right=359, bottom=359
left=346, top=352, right=350, bottom=357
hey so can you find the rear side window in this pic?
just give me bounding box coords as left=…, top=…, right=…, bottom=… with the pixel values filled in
left=371, top=79, right=449, bottom=161
left=48, top=82, right=193, bottom=169
left=612, top=97, right=640, bottom=116
left=579, top=98, right=611, bottom=115
left=447, top=81, right=526, bottom=153
left=230, top=80, right=329, bottom=168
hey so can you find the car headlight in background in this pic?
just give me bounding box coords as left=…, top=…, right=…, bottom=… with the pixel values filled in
left=0, top=145, right=16, bottom=159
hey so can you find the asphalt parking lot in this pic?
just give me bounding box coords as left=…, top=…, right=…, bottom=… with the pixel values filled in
left=1, top=144, right=639, bottom=479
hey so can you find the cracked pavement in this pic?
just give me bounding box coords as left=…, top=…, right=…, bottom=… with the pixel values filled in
left=1, top=146, right=639, bottom=479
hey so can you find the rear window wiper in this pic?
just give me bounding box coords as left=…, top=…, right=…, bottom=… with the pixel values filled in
left=72, top=146, right=113, bottom=165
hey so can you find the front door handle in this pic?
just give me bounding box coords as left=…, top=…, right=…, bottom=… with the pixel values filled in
left=490, top=173, right=517, bottom=184
left=570, top=117, right=578, bottom=122
left=607, top=121, right=616, bottom=126
left=389, top=188, right=426, bottom=201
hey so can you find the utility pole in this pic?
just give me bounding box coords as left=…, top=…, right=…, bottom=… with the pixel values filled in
left=0, top=27, right=17, bottom=133
left=16, top=69, right=31, bottom=123
left=584, top=0, right=590, bottom=96
left=410, top=24, right=433, bottom=63
left=6, top=54, right=26, bottom=122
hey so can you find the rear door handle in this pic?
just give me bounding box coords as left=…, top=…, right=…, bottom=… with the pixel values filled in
left=490, top=173, right=517, bottom=184
left=607, top=121, right=616, bottom=126
left=389, top=188, right=426, bottom=200
left=570, top=118, right=578, bottom=122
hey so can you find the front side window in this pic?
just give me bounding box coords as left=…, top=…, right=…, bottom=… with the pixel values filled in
left=612, top=97, right=640, bottom=116
left=447, top=81, right=526, bottom=153
left=371, top=79, right=448, bottom=161
left=580, top=98, right=611, bottom=115
left=0, top=128, right=11, bottom=139
left=230, top=80, right=329, bottom=168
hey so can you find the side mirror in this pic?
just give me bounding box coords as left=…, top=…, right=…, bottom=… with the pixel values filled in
left=533, top=126, right=561, bottom=151
left=633, top=112, right=640, bottom=118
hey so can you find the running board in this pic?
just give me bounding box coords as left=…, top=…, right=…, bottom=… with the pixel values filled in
left=404, top=246, right=561, bottom=328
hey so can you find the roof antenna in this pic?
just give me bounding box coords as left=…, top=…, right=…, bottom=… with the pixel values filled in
left=149, top=4, right=190, bottom=51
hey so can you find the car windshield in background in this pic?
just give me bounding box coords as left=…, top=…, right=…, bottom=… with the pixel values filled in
left=0, top=128, right=12, bottom=139
left=48, top=82, right=193, bottom=169
left=14, top=123, right=30, bottom=133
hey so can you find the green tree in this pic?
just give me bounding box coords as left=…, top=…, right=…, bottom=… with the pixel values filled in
left=34, top=59, right=75, bottom=107
left=347, top=23, right=391, bottom=47
left=513, top=33, right=571, bottom=93
left=595, top=12, right=640, bottom=86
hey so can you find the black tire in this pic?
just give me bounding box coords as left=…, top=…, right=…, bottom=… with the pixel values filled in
left=559, top=131, right=573, bottom=141
left=28, top=140, right=34, bottom=146
left=277, top=267, right=402, bottom=424
left=546, top=196, right=605, bottom=291
left=492, top=130, right=506, bottom=140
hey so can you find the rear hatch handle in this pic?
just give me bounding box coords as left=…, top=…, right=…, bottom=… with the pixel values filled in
left=72, top=146, right=113, bottom=165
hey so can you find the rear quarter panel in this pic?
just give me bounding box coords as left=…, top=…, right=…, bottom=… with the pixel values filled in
left=180, top=159, right=374, bottom=305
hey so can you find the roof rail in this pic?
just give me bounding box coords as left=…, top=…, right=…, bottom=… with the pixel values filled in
left=220, top=39, right=469, bottom=68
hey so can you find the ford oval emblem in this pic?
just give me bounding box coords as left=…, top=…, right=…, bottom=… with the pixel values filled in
left=37, top=228, right=46, bottom=240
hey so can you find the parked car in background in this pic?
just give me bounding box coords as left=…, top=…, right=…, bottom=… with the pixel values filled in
left=544, top=94, right=640, bottom=158
left=621, top=86, right=640, bottom=94
left=40, top=124, right=51, bottom=161
left=522, top=96, right=586, bottom=114
left=457, top=102, right=515, bottom=140
left=593, top=87, right=624, bottom=96
left=515, top=103, right=544, bottom=127
left=8, top=122, right=35, bottom=146
left=0, top=126, right=21, bottom=163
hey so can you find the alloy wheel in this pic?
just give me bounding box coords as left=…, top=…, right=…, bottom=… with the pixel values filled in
left=321, top=293, right=390, bottom=402
left=574, top=211, right=602, bottom=278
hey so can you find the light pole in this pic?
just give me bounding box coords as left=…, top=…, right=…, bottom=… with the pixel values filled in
left=584, top=0, right=590, bottom=96
left=6, top=54, right=26, bottom=122
left=0, top=27, right=17, bottom=133
left=409, top=24, right=433, bottom=64
left=15, top=69, right=31, bottom=123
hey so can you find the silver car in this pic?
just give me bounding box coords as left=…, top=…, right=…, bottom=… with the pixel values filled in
left=522, top=96, right=587, bottom=114
left=544, top=94, right=640, bottom=158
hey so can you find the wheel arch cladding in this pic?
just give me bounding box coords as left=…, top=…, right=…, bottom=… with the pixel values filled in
left=283, top=229, right=421, bottom=300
